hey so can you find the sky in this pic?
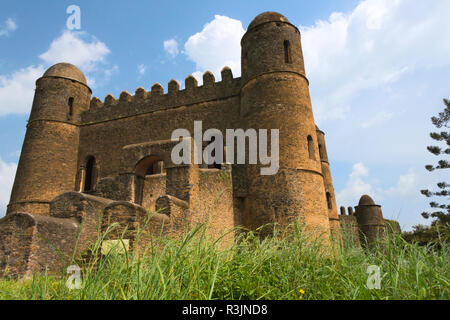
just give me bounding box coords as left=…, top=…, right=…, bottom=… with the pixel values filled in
left=0, top=0, right=449, bottom=231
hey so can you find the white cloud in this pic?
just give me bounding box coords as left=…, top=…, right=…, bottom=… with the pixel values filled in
left=137, top=64, right=146, bottom=75
left=164, top=39, right=179, bottom=58
left=336, top=163, right=422, bottom=207
left=336, top=162, right=375, bottom=206
left=0, top=158, right=17, bottom=217
left=334, top=161, right=447, bottom=230
left=0, top=30, right=112, bottom=116
left=0, top=65, right=45, bottom=116
left=386, top=172, right=417, bottom=197
left=0, top=18, right=17, bottom=36
left=360, top=111, right=393, bottom=128
left=300, top=0, right=450, bottom=123
left=184, top=15, right=245, bottom=83
left=39, top=30, right=110, bottom=72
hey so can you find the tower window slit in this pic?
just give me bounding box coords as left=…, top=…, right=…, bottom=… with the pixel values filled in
left=307, top=135, right=315, bottom=160
left=284, top=40, right=292, bottom=64
left=326, top=192, right=332, bottom=210
left=84, top=156, right=96, bottom=192
left=68, top=97, right=74, bottom=116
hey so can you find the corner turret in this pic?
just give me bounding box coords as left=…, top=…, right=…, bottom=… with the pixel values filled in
left=355, top=195, right=386, bottom=245
left=7, top=63, right=91, bottom=215
left=239, top=12, right=331, bottom=237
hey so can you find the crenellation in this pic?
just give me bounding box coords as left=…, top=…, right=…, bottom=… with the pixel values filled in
left=185, top=75, right=198, bottom=91
left=90, top=96, right=103, bottom=109
left=119, top=90, right=132, bottom=103
left=134, top=87, right=147, bottom=100
left=80, top=72, right=242, bottom=124
left=221, top=66, right=233, bottom=83
left=104, top=94, right=117, bottom=107
left=168, top=79, right=180, bottom=95
left=202, top=71, right=215, bottom=87
left=151, top=82, right=164, bottom=96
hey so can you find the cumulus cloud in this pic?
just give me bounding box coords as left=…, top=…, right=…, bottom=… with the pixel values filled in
left=336, top=163, right=375, bottom=206
left=334, top=161, right=444, bottom=229
left=164, top=39, right=179, bottom=58
left=0, top=157, right=17, bottom=217
left=0, top=18, right=17, bottom=36
left=0, top=30, right=112, bottom=116
left=0, top=65, right=45, bottom=116
left=300, top=0, right=450, bottom=123
left=137, top=64, right=146, bottom=76
left=184, top=15, right=245, bottom=83
left=40, top=30, right=110, bottom=72
left=336, top=163, right=422, bottom=207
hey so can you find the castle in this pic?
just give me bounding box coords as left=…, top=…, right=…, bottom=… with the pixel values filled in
left=0, top=12, right=399, bottom=276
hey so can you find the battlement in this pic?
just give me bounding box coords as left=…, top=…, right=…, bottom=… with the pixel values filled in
left=82, top=67, right=241, bottom=124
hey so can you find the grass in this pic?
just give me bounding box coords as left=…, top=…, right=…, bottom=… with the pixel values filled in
left=0, top=221, right=448, bottom=300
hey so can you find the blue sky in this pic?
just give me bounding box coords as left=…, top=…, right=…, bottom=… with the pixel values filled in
left=0, top=0, right=449, bottom=230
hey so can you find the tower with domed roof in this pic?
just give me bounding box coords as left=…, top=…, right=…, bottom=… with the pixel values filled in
left=240, top=12, right=332, bottom=236
left=7, top=63, right=92, bottom=215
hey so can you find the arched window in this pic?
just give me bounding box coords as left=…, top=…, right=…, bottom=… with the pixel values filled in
left=318, top=144, right=323, bottom=160
left=284, top=40, right=292, bottom=64
left=68, top=97, right=74, bottom=117
left=84, top=156, right=96, bottom=192
left=307, top=135, right=315, bottom=160
left=326, top=192, right=332, bottom=210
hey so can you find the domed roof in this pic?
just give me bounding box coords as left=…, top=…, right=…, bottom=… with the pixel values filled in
left=359, top=195, right=376, bottom=206
left=248, top=11, right=290, bottom=30
left=42, top=63, right=87, bottom=85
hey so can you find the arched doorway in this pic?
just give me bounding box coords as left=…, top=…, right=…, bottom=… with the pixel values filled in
left=134, top=155, right=164, bottom=205
left=84, top=156, right=97, bottom=192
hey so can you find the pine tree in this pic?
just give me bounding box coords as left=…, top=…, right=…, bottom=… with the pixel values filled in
left=420, top=98, right=450, bottom=225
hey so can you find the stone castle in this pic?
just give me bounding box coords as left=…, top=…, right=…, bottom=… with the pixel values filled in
left=0, top=12, right=399, bottom=276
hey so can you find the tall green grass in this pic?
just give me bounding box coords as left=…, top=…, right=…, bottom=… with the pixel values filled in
left=0, top=221, right=448, bottom=300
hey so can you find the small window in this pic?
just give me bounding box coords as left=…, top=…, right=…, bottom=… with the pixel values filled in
left=284, top=40, right=292, bottom=64
left=68, top=97, right=74, bottom=117
left=326, top=192, right=332, bottom=210
left=242, top=50, right=248, bottom=74
left=318, top=144, right=323, bottom=160
left=307, top=135, right=315, bottom=160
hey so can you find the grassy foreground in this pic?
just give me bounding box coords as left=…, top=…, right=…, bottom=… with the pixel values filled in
left=0, top=223, right=448, bottom=300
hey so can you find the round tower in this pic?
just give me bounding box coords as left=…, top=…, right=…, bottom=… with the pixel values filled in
left=240, top=12, right=331, bottom=236
left=355, top=195, right=386, bottom=245
left=316, top=126, right=340, bottom=235
left=7, top=63, right=91, bottom=215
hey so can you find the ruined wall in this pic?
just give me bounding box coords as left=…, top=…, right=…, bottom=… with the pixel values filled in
left=141, top=174, right=166, bottom=213
left=0, top=213, right=79, bottom=277
left=193, top=168, right=235, bottom=243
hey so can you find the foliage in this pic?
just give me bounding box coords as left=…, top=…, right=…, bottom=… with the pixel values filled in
left=416, top=98, right=450, bottom=244
left=0, top=223, right=448, bottom=300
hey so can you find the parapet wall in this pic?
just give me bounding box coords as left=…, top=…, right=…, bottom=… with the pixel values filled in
left=82, top=68, right=241, bottom=124
left=339, top=205, right=401, bottom=247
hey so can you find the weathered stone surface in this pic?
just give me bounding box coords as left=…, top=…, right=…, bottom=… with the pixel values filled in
left=2, top=11, right=401, bottom=275
left=0, top=213, right=79, bottom=277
